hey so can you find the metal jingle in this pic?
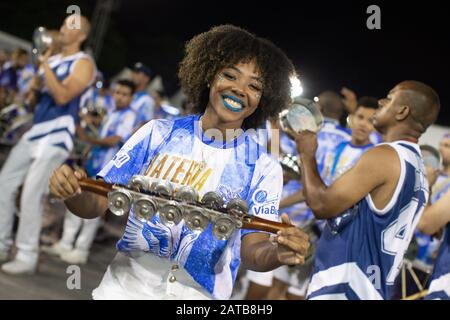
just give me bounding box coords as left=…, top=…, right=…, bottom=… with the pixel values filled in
left=278, top=97, right=324, bottom=135
left=226, top=198, right=248, bottom=217
left=158, top=202, right=183, bottom=226
left=132, top=196, right=158, bottom=221
left=108, top=189, right=132, bottom=216
left=212, top=216, right=236, bottom=240
left=290, top=97, right=324, bottom=133
left=175, top=185, right=199, bottom=203
left=128, top=175, right=149, bottom=191
left=201, top=191, right=224, bottom=210
left=185, top=208, right=209, bottom=233
left=150, top=180, right=174, bottom=197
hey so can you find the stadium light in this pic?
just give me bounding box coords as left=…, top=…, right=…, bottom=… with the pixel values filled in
left=290, top=76, right=303, bottom=98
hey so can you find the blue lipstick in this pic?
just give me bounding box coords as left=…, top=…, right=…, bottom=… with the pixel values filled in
left=221, top=95, right=245, bottom=113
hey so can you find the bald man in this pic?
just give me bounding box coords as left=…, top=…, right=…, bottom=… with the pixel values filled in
left=0, top=14, right=96, bottom=274
left=295, top=81, right=440, bottom=299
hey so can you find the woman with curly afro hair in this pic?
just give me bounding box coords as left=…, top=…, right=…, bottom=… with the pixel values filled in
left=49, top=24, right=310, bottom=300
left=179, top=24, right=295, bottom=131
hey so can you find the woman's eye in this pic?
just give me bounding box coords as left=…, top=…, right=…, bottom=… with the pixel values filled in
left=223, top=72, right=235, bottom=80
left=250, top=84, right=262, bottom=91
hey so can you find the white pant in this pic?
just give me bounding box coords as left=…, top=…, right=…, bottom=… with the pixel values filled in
left=273, top=264, right=312, bottom=297
left=0, top=137, right=68, bottom=263
left=93, top=252, right=212, bottom=300
left=246, top=270, right=274, bottom=287
left=60, top=210, right=101, bottom=251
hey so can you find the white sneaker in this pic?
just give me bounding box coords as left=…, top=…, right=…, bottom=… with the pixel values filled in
left=41, top=242, right=72, bottom=257
left=0, top=251, right=9, bottom=263
left=60, top=249, right=89, bottom=265
left=1, top=258, right=36, bottom=275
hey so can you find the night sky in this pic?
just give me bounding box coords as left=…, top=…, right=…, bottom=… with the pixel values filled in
left=1, top=0, right=448, bottom=125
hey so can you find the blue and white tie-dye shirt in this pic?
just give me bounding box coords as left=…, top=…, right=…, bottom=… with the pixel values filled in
left=97, top=114, right=283, bottom=299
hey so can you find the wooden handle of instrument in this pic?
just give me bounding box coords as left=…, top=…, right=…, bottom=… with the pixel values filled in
left=242, top=215, right=292, bottom=233
left=78, top=178, right=113, bottom=197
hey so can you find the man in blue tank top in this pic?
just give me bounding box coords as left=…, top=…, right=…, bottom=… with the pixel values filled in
left=0, top=14, right=96, bottom=274
left=296, top=80, right=440, bottom=299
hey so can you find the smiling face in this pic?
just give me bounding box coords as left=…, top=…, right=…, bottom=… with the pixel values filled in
left=206, top=59, right=263, bottom=126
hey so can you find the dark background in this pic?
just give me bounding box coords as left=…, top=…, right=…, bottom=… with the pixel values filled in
left=0, top=0, right=448, bottom=125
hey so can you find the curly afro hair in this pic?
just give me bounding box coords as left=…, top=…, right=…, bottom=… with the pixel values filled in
left=178, top=25, right=295, bottom=129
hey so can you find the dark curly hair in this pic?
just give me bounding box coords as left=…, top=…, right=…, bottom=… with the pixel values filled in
left=178, top=25, right=295, bottom=129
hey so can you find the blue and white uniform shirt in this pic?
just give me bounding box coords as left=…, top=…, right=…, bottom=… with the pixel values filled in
left=425, top=174, right=450, bottom=300
left=370, top=131, right=383, bottom=145
left=0, top=61, right=19, bottom=91
left=279, top=132, right=311, bottom=226
left=316, top=118, right=351, bottom=180
left=414, top=173, right=450, bottom=268
left=131, top=91, right=155, bottom=127
left=431, top=174, right=450, bottom=204
left=85, top=106, right=137, bottom=177
left=80, top=87, right=115, bottom=114
left=17, top=63, right=36, bottom=97
left=22, top=52, right=96, bottom=155
left=425, top=223, right=450, bottom=300
left=98, top=115, right=283, bottom=299
left=307, top=141, right=429, bottom=300
left=324, top=141, right=374, bottom=185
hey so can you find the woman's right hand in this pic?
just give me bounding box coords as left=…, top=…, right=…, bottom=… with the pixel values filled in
left=49, top=164, right=87, bottom=200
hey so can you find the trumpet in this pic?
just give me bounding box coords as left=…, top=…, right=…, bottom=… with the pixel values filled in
left=78, top=176, right=293, bottom=240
